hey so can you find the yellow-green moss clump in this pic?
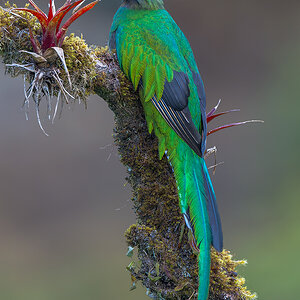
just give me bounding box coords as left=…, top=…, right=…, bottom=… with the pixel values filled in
left=62, top=34, right=98, bottom=101
left=0, top=3, right=256, bottom=299
left=210, top=250, right=256, bottom=299
left=0, top=3, right=39, bottom=61
left=125, top=225, right=256, bottom=300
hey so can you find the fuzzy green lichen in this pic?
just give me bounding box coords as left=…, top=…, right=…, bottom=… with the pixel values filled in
left=0, top=3, right=256, bottom=299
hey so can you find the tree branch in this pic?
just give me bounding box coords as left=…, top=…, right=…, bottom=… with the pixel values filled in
left=0, top=4, right=256, bottom=300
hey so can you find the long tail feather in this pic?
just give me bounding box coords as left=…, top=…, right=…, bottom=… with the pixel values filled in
left=201, top=160, right=223, bottom=251
left=192, top=164, right=212, bottom=300
left=172, top=150, right=216, bottom=300
left=198, top=242, right=211, bottom=300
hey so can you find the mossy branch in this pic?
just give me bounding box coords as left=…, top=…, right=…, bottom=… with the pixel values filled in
left=0, top=4, right=256, bottom=300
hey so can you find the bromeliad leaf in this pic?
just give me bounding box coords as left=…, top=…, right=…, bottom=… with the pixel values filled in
left=44, top=47, right=72, bottom=87
left=14, top=0, right=99, bottom=52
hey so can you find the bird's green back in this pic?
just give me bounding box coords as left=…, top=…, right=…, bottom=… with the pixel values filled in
left=110, top=7, right=201, bottom=126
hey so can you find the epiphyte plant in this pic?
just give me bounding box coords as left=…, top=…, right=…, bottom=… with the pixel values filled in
left=14, top=0, right=100, bottom=52
left=6, top=0, right=99, bottom=134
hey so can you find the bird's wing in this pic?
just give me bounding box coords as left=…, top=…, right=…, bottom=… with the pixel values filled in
left=192, top=71, right=207, bottom=154
left=151, top=72, right=202, bottom=156
left=111, top=23, right=203, bottom=156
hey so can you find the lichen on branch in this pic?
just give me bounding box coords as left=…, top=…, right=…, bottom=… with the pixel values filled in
left=0, top=3, right=256, bottom=300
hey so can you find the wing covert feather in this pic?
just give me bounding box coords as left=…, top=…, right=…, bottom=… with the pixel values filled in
left=115, top=26, right=176, bottom=102
left=193, top=71, right=207, bottom=153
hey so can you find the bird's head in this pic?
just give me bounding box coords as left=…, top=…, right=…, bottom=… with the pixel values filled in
left=123, top=0, right=164, bottom=10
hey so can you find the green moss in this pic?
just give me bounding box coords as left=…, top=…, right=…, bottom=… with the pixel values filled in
left=62, top=34, right=98, bottom=101
left=0, top=3, right=40, bottom=64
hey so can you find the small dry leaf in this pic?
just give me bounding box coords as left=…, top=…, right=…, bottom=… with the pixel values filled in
left=44, top=47, right=72, bottom=87
left=20, top=50, right=47, bottom=64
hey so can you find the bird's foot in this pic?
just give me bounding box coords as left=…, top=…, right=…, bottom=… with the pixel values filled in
left=204, top=146, right=221, bottom=175
left=204, top=146, right=217, bottom=159
left=188, top=230, right=199, bottom=255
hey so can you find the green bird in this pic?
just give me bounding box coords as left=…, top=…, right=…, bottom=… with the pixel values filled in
left=109, top=1, right=223, bottom=299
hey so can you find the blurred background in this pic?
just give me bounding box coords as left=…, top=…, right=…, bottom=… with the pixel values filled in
left=0, top=0, right=299, bottom=299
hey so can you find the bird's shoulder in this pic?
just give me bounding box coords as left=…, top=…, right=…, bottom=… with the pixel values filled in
left=112, top=8, right=197, bottom=102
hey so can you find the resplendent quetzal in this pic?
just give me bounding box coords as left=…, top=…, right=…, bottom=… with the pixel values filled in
left=109, top=1, right=223, bottom=299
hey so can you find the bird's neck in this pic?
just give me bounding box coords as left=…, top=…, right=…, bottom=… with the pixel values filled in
left=123, top=0, right=164, bottom=11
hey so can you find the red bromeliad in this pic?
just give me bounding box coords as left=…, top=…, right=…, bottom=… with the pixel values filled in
left=6, top=1, right=100, bottom=135
left=15, top=0, right=99, bottom=53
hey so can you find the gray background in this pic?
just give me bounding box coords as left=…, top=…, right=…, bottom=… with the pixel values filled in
left=0, top=1, right=299, bottom=299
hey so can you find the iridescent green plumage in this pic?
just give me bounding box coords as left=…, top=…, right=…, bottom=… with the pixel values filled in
left=110, top=1, right=223, bottom=299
